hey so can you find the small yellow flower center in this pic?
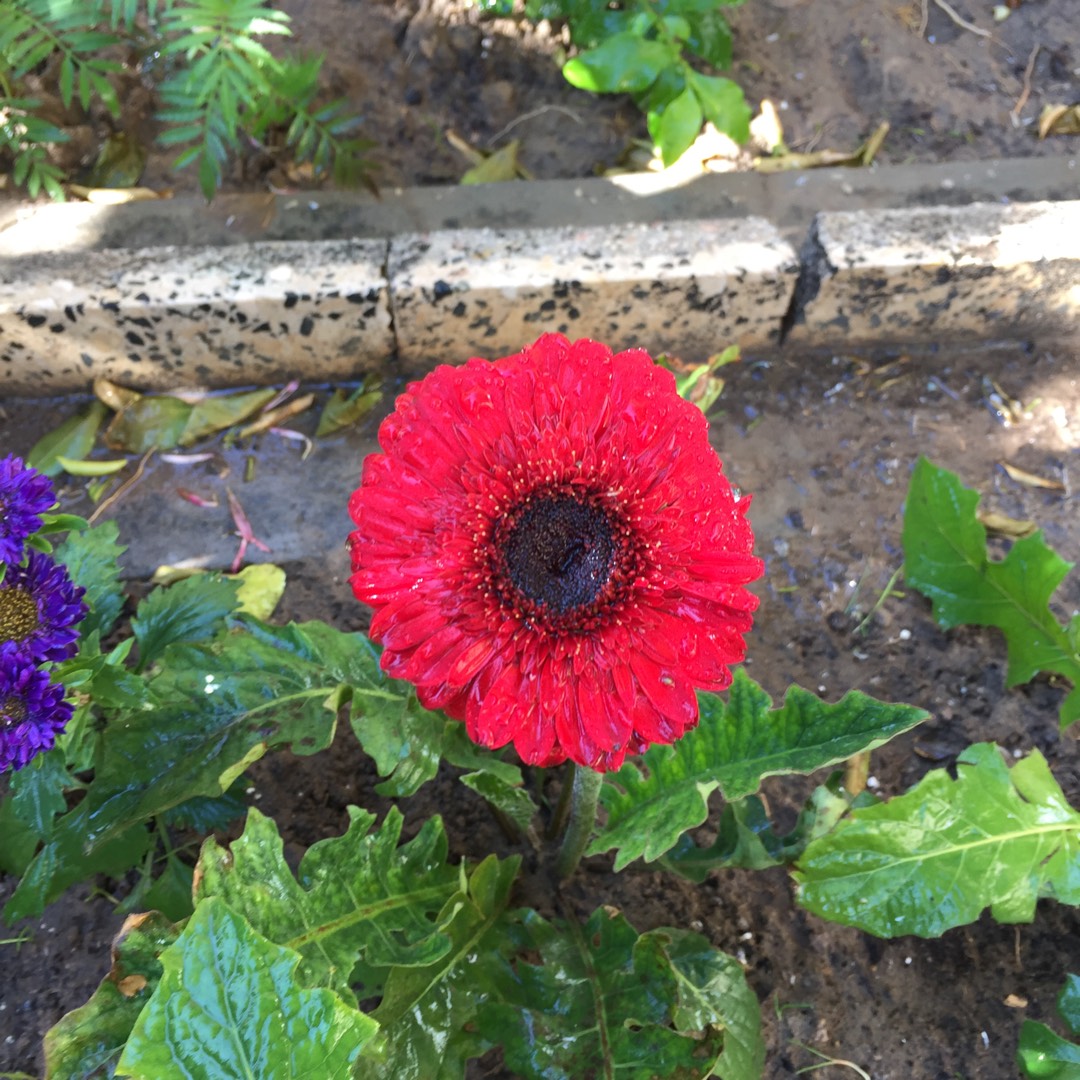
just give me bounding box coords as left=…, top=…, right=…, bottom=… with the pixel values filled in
left=0, top=586, right=39, bottom=645
left=1, top=694, right=27, bottom=727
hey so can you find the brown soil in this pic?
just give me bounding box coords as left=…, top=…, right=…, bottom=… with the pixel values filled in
left=2, top=342, right=1080, bottom=1077
left=27, top=0, right=1080, bottom=196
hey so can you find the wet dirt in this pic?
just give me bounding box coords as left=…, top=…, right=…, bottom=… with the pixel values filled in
left=24, top=0, right=1078, bottom=196
left=2, top=340, right=1080, bottom=1077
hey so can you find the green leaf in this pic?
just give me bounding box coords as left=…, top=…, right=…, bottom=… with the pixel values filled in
left=1018, top=1020, right=1080, bottom=1079
left=590, top=668, right=927, bottom=870
left=54, top=521, right=127, bottom=640
left=563, top=33, right=676, bottom=94
left=25, top=401, right=108, bottom=477
left=44, top=911, right=180, bottom=1080
left=8, top=748, right=70, bottom=840
left=902, top=457, right=1080, bottom=727
left=795, top=743, right=1080, bottom=937
left=1061, top=975, right=1080, bottom=1036
left=116, top=898, right=375, bottom=1079
left=5, top=619, right=364, bottom=920
left=687, top=70, right=751, bottom=143
left=194, top=806, right=461, bottom=999
left=658, top=783, right=859, bottom=881
left=130, top=573, right=241, bottom=671
left=459, top=771, right=539, bottom=833
left=655, top=83, right=703, bottom=166
left=138, top=853, right=196, bottom=923
left=371, top=855, right=521, bottom=1078
left=55, top=455, right=128, bottom=476
left=475, top=908, right=762, bottom=1080
left=0, top=793, right=39, bottom=875
left=350, top=689, right=447, bottom=797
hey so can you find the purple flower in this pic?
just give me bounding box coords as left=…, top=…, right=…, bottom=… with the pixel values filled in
left=0, top=454, right=56, bottom=565
left=0, top=644, right=73, bottom=771
left=0, top=550, right=86, bottom=662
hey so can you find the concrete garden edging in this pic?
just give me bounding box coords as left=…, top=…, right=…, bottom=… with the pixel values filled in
left=0, top=156, right=1077, bottom=394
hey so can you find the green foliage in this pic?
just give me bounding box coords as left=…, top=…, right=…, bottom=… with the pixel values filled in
left=795, top=743, right=1080, bottom=937
left=903, top=457, right=1080, bottom=727
left=44, top=910, right=181, bottom=1079
left=476, top=907, right=764, bottom=1080
left=484, top=0, right=750, bottom=165
left=194, top=807, right=462, bottom=999
left=1019, top=973, right=1080, bottom=1079
left=588, top=668, right=926, bottom=870
left=0, top=0, right=371, bottom=200
left=116, top=897, right=376, bottom=1078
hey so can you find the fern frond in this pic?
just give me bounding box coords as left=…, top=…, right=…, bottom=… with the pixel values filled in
left=0, top=0, right=124, bottom=114
left=0, top=96, right=67, bottom=199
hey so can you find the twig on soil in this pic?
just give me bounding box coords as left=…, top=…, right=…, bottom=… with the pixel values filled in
left=1011, top=43, right=1040, bottom=126
left=918, top=0, right=929, bottom=38
left=930, top=0, right=991, bottom=37
left=792, top=1042, right=872, bottom=1080
left=487, top=105, right=583, bottom=146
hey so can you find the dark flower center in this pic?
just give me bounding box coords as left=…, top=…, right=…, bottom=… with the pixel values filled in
left=1, top=695, right=26, bottom=727
left=503, top=496, right=615, bottom=615
left=0, top=587, right=37, bottom=644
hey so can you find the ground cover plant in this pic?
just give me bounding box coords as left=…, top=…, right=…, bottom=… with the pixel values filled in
left=1, top=335, right=1078, bottom=1078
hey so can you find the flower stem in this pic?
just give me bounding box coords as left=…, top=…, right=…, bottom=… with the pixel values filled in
left=555, top=764, right=603, bottom=878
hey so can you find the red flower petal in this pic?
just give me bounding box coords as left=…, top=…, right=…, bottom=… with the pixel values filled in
left=348, top=334, right=763, bottom=772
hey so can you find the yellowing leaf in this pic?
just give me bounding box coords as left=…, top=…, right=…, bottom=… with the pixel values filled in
left=1039, top=104, right=1080, bottom=138
left=1000, top=461, right=1065, bottom=491
left=230, top=564, right=287, bottom=620
left=55, top=455, right=128, bottom=477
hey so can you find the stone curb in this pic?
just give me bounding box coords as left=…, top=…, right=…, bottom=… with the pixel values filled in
left=1, top=160, right=1077, bottom=394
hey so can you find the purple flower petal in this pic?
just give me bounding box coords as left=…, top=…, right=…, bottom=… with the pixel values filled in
left=0, top=644, right=73, bottom=772
left=0, top=454, right=56, bottom=565
left=0, top=550, right=87, bottom=662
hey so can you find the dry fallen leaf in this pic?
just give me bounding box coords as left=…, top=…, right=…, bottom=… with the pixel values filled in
left=1038, top=104, right=1080, bottom=139
left=754, top=121, right=889, bottom=172
left=999, top=461, right=1065, bottom=492
left=68, top=185, right=167, bottom=204
left=117, top=974, right=148, bottom=997
left=977, top=508, right=1037, bottom=539
left=1004, top=993, right=1029, bottom=1008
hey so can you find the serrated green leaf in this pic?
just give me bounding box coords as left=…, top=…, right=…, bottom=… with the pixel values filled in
left=116, top=898, right=375, bottom=1079
left=0, top=792, right=40, bottom=875
left=130, top=573, right=241, bottom=671
left=5, top=619, right=366, bottom=920
left=54, top=521, right=126, bottom=639
left=563, top=33, right=676, bottom=94
left=371, top=855, right=520, bottom=1078
left=26, top=400, right=108, bottom=478
left=43, top=911, right=180, bottom=1080
left=796, top=743, right=1080, bottom=937
left=475, top=907, right=760, bottom=1080
left=590, top=669, right=926, bottom=870
left=663, top=928, right=764, bottom=1080
left=161, top=779, right=249, bottom=833
left=459, top=771, right=538, bottom=833
left=194, top=806, right=461, bottom=1000
left=903, top=457, right=1080, bottom=727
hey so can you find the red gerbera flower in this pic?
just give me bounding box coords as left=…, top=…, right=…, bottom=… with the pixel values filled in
left=348, top=334, right=763, bottom=772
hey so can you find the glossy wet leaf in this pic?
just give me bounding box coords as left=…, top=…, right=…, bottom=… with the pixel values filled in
left=130, top=573, right=241, bottom=670
left=54, top=521, right=127, bottom=639
left=796, top=743, right=1080, bottom=937
left=459, top=771, right=539, bottom=833
left=655, top=84, right=703, bottom=166
left=371, top=855, right=521, bottom=1079
left=25, top=400, right=108, bottom=478
left=658, top=784, right=860, bottom=882
left=1019, top=975, right=1080, bottom=1079
left=903, top=457, right=1080, bottom=727
left=688, top=70, right=751, bottom=143
left=475, top=907, right=762, bottom=1080
left=4, top=619, right=376, bottom=920
left=8, top=747, right=70, bottom=840
left=44, top=911, right=180, bottom=1080
left=195, top=806, right=461, bottom=1000
left=590, top=668, right=926, bottom=869
left=116, top=898, right=375, bottom=1079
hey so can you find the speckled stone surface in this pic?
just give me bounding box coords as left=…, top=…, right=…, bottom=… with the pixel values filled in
left=0, top=239, right=391, bottom=393
left=388, top=218, right=800, bottom=367
left=787, top=200, right=1080, bottom=345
